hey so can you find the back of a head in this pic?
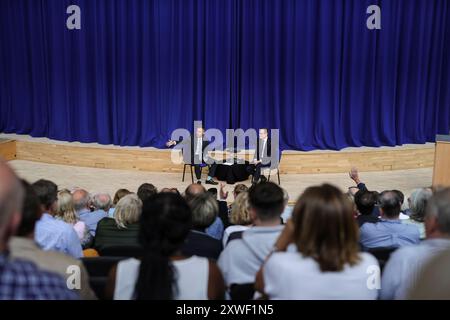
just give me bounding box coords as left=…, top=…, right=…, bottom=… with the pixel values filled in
left=248, top=182, right=284, bottom=221
left=16, top=180, right=40, bottom=237
left=114, top=194, right=143, bottom=229
left=92, top=193, right=112, bottom=211
left=113, top=188, right=131, bottom=205
left=207, top=188, right=218, bottom=198
left=409, top=188, right=433, bottom=222
left=378, top=190, right=402, bottom=219
left=135, top=193, right=192, bottom=300
left=137, top=183, right=157, bottom=202
left=184, top=183, right=206, bottom=203
left=72, top=189, right=90, bottom=212
left=32, top=179, right=57, bottom=212
left=293, top=184, right=360, bottom=272
left=230, top=192, right=252, bottom=225
left=233, top=184, right=248, bottom=197
left=56, top=190, right=78, bottom=224
left=392, top=190, right=405, bottom=205
left=354, top=191, right=378, bottom=216
left=425, top=188, right=450, bottom=235
left=188, top=192, right=218, bottom=229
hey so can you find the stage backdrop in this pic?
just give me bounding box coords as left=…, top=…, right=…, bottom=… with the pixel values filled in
left=1, top=0, right=449, bottom=151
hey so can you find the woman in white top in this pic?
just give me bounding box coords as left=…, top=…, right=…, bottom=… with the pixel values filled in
left=106, top=192, right=225, bottom=300
left=56, top=190, right=92, bottom=248
left=222, top=192, right=253, bottom=247
left=255, top=184, right=380, bottom=300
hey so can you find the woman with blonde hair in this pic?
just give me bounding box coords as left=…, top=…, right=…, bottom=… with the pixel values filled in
left=222, top=192, right=253, bottom=247
left=94, top=194, right=143, bottom=252
left=56, top=190, right=92, bottom=248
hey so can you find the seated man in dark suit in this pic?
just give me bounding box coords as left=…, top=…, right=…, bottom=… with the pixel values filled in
left=246, top=128, right=272, bottom=184
left=166, top=126, right=218, bottom=185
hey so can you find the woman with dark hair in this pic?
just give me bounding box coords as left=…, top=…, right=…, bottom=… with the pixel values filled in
left=255, top=184, right=379, bottom=300
left=106, top=193, right=225, bottom=300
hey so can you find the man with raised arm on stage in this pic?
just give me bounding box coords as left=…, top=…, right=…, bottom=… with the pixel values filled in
left=166, top=127, right=219, bottom=185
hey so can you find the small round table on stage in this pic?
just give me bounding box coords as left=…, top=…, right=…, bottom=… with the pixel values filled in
left=214, top=160, right=250, bottom=184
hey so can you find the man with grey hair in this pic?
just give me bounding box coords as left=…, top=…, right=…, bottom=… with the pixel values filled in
left=381, top=188, right=450, bottom=299
left=360, top=190, right=420, bottom=249
left=74, top=189, right=108, bottom=236
left=181, top=191, right=223, bottom=260
left=0, top=160, right=78, bottom=299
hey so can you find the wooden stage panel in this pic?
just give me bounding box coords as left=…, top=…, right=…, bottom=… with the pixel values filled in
left=0, top=140, right=17, bottom=161
left=13, top=139, right=435, bottom=174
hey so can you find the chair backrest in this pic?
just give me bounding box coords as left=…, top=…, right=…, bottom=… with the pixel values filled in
left=229, top=283, right=255, bottom=300
left=367, top=247, right=398, bottom=273
left=99, top=245, right=144, bottom=258
left=81, top=256, right=129, bottom=299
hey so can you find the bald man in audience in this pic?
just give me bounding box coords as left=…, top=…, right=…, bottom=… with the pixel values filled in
left=74, top=189, right=109, bottom=236
left=0, top=160, right=78, bottom=299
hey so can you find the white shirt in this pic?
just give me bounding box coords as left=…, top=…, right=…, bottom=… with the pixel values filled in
left=195, top=138, right=202, bottom=156
left=260, top=138, right=267, bottom=159
left=222, top=225, right=250, bottom=247
left=114, top=256, right=209, bottom=300
left=263, top=251, right=379, bottom=300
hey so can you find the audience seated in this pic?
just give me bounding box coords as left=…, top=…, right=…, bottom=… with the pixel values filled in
left=56, top=190, right=92, bottom=248
left=181, top=189, right=223, bottom=260
left=381, top=188, right=450, bottom=299
left=185, top=184, right=224, bottom=241
left=354, top=190, right=379, bottom=227
left=9, top=181, right=96, bottom=299
left=0, top=160, right=78, bottom=300
left=106, top=193, right=225, bottom=299
left=33, top=180, right=83, bottom=258
left=218, top=182, right=284, bottom=293
left=402, top=188, right=433, bottom=239
left=136, top=183, right=157, bottom=202
left=255, top=184, right=379, bottom=299
left=75, top=189, right=109, bottom=237
left=359, top=190, right=420, bottom=250
left=93, top=194, right=142, bottom=252
left=222, top=192, right=252, bottom=247
left=109, top=188, right=131, bottom=217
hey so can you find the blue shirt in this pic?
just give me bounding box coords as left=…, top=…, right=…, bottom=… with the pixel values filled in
left=35, top=213, right=83, bottom=259
left=78, top=209, right=108, bottom=236
left=206, top=217, right=224, bottom=240
left=381, top=238, right=450, bottom=299
left=359, top=219, right=420, bottom=249
left=0, top=253, right=79, bottom=300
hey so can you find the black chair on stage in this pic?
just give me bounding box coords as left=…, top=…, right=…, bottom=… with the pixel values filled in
left=182, top=162, right=207, bottom=183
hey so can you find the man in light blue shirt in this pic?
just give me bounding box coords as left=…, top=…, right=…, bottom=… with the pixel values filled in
left=206, top=216, right=224, bottom=240
left=74, top=190, right=109, bottom=236
left=32, top=180, right=83, bottom=259
left=381, top=188, right=450, bottom=299
left=360, top=190, right=420, bottom=249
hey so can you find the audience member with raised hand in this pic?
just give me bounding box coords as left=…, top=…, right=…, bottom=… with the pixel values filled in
left=56, top=190, right=92, bottom=248
left=381, top=188, right=450, bottom=300
left=181, top=190, right=223, bottom=260
left=402, top=188, right=433, bottom=239
left=222, top=191, right=253, bottom=247
left=218, top=182, right=284, bottom=295
left=74, top=189, right=109, bottom=237
left=33, top=179, right=83, bottom=258
left=9, top=181, right=96, bottom=299
left=255, top=184, right=379, bottom=300
left=107, top=193, right=225, bottom=300
left=93, top=194, right=143, bottom=252
left=0, top=161, right=78, bottom=300
left=359, top=190, right=420, bottom=250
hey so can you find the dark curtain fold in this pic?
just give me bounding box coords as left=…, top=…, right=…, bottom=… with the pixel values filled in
left=0, top=0, right=449, bottom=151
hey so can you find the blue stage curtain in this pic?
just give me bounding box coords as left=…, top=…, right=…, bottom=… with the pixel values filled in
left=1, top=0, right=449, bottom=150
